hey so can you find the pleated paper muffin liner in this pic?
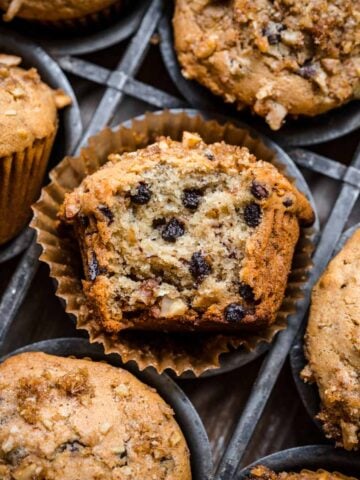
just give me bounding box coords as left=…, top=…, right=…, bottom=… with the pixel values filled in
left=31, top=110, right=317, bottom=376
left=0, top=132, right=56, bottom=245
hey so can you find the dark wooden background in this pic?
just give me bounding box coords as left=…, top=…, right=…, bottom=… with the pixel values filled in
left=0, top=37, right=359, bottom=471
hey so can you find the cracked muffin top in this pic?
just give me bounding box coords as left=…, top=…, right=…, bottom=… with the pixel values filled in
left=0, top=0, right=120, bottom=22
left=173, top=0, right=360, bottom=129
left=0, top=352, right=191, bottom=480
left=302, top=229, right=360, bottom=451
left=0, top=54, right=70, bottom=158
left=59, top=132, right=314, bottom=335
left=249, top=466, right=358, bottom=480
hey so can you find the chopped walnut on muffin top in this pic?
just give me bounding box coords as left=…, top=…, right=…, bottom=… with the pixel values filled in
left=174, top=0, right=360, bottom=129
left=59, top=132, right=314, bottom=336
left=0, top=353, right=191, bottom=480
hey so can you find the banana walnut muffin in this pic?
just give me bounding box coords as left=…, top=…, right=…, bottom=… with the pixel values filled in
left=0, top=352, right=191, bottom=480
left=302, top=229, right=360, bottom=451
left=60, top=132, right=314, bottom=335
left=249, top=466, right=358, bottom=480
left=173, top=0, right=360, bottom=129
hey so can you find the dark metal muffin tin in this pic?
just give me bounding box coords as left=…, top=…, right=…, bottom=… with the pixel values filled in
left=1, top=0, right=150, bottom=56
left=0, top=4, right=359, bottom=478
left=159, top=3, right=360, bottom=147
left=0, top=337, right=213, bottom=480
left=290, top=223, right=360, bottom=435
left=0, top=27, right=82, bottom=262
left=237, top=446, right=360, bottom=479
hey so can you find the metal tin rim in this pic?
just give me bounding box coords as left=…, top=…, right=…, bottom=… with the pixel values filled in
left=236, top=445, right=360, bottom=479
left=290, top=223, right=360, bottom=436
left=0, top=26, right=83, bottom=261
left=0, top=228, right=34, bottom=264
left=0, top=337, right=213, bottom=480
left=4, top=0, right=150, bottom=56
left=111, top=108, right=319, bottom=378
left=158, top=6, right=360, bottom=148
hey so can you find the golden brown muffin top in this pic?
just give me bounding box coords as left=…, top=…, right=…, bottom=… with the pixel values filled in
left=0, top=54, right=70, bottom=158
left=0, top=352, right=191, bottom=480
left=174, top=0, right=360, bottom=129
left=1, top=0, right=120, bottom=21
left=302, top=229, right=360, bottom=451
left=249, top=466, right=358, bottom=480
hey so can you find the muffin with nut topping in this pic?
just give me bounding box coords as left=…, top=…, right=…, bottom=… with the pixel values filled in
left=59, top=131, right=314, bottom=336
left=173, top=0, right=360, bottom=129
left=0, top=54, right=70, bottom=245
left=0, top=352, right=191, bottom=479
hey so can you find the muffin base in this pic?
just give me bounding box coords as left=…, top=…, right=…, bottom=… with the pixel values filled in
left=0, top=133, right=56, bottom=246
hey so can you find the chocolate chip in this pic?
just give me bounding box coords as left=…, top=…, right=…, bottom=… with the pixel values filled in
left=118, top=448, right=127, bottom=460
left=5, top=447, right=28, bottom=466
left=262, top=22, right=284, bottom=45
left=283, top=198, right=293, bottom=207
left=89, top=252, right=100, bottom=281
left=130, top=182, right=152, bottom=205
left=161, top=218, right=185, bottom=242
left=79, top=215, right=89, bottom=228
left=204, top=150, right=215, bottom=161
left=152, top=217, right=166, bottom=229
left=239, top=283, right=255, bottom=303
left=297, top=63, right=317, bottom=79
left=189, top=252, right=211, bottom=280
left=244, top=202, right=262, bottom=227
left=224, top=303, right=245, bottom=323
left=58, top=441, right=85, bottom=453
left=182, top=189, right=203, bottom=211
left=98, top=205, right=114, bottom=224
left=251, top=181, right=269, bottom=200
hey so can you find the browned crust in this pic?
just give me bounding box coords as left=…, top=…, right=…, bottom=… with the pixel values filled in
left=302, top=229, right=360, bottom=451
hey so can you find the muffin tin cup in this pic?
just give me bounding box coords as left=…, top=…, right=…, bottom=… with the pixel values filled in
left=158, top=4, right=360, bottom=148
left=31, top=109, right=318, bottom=377
left=290, top=223, right=360, bottom=439
left=236, top=445, right=360, bottom=479
left=0, top=337, right=213, bottom=480
left=2, top=0, right=150, bottom=56
left=0, top=27, right=82, bottom=257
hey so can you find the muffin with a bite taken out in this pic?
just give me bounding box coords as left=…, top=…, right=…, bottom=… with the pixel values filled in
left=59, top=131, right=314, bottom=335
